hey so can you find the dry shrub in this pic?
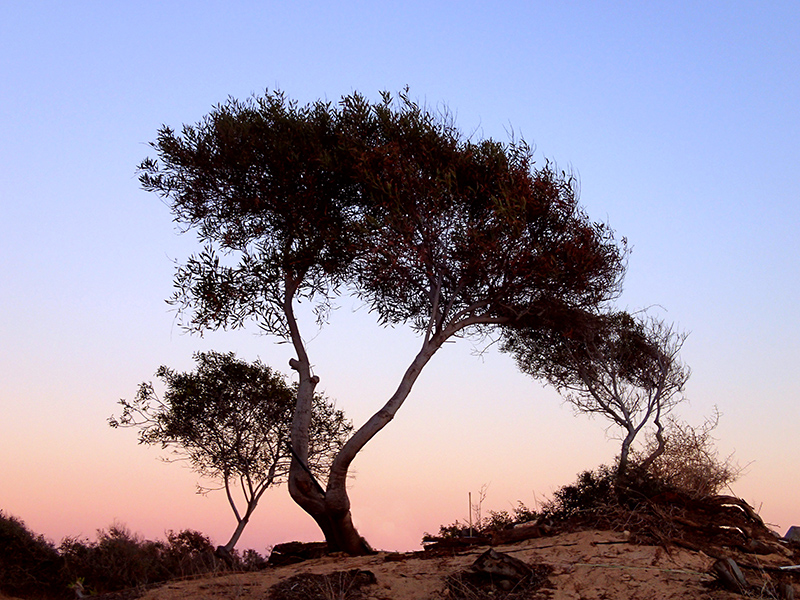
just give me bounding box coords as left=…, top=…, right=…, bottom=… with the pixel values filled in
left=268, top=569, right=377, bottom=600
left=445, top=563, right=553, bottom=600
left=633, top=408, right=743, bottom=498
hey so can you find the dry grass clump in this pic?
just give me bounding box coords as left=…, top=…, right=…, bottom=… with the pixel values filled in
left=267, top=569, right=377, bottom=600
left=445, top=563, right=553, bottom=600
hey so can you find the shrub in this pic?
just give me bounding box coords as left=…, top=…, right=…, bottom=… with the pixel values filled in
left=423, top=502, right=539, bottom=544
left=59, top=525, right=238, bottom=594
left=0, top=513, right=269, bottom=598
left=60, top=523, right=169, bottom=594
left=0, top=510, right=69, bottom=599
left=239, top=547, right=269, bottom=571
left=540, top=465, right=617, bottom=521
left=422, top=519, right=472, bottom=542
left=161, top=529, right=217, bottom=578
left=631, top=408, right=743, bottom=498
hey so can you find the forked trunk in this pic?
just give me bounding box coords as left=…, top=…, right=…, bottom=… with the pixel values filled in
left=282, top=280, right=373, bottom=553
left=289, top=335, right=442, bottom=555
left=287, top=446, right=373, bottom=554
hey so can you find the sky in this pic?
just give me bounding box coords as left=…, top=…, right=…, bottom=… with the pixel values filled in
left=1, top=1, right=798, bottom=554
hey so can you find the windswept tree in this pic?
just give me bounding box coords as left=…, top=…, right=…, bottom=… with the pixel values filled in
left=138, top=89, right=626, bottom=553
left=110, top=351, right=352, bottom=554
left=503, top=312, right=690, bottom=484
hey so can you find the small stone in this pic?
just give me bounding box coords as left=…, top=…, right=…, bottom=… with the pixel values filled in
left=784, top=526, right=800, bottom=543
left=712, top=558, right=747, bottom=592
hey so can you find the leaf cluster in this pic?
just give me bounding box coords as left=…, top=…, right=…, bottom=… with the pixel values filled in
left=345, top=91, right=624, bottom=337
left=504, top=310, right=667, bottom=389
left=140, top=91, right=365, bottom=334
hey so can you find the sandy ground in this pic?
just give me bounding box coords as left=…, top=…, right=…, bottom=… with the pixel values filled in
left=132, top=529, right=797, bottom=600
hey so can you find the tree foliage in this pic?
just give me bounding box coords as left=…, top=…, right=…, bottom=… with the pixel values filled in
left=343, top=92, right=624, bottom=336
left=139, top=92, right=363, bottom=336
left=140, top=89, right=624, bottom=341
left=138, top=88, right=628, bottom=553
left=111, top=351, right=352, bottom=551
left=504, top=312, right=690, bottom=482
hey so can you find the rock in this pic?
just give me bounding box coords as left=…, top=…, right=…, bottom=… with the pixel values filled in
left=267, top=541, right=328, bottom=566
left=472, top=548, right=533, bottom=582
left=712, top=557, right=747, bottom=592
left=491, top=521, right=549, bottom=545
left=784, top=526, right=800, bottom=543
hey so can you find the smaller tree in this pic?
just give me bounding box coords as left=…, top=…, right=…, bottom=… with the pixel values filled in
left=504, top=311, right=690, bottom=485
left=110, top=351, right=352, bottom=553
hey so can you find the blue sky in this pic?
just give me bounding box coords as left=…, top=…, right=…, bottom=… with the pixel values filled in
left=1, top=1, right=798, bottom=552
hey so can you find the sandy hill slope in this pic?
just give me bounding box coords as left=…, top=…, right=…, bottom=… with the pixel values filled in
left=137, top=522, right=798, bottom=600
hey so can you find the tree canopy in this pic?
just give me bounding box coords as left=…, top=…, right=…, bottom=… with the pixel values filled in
left=139, top=89, right=628, bottom=553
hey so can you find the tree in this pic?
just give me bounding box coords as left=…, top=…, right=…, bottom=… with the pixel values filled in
left=503, top=311, right=690, bottom=485
left=110, top=351, right=352, bottom=554
left=138, top=89, right=627, bottom=554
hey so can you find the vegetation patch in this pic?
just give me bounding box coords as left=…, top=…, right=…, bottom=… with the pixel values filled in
left=0, top=510, right=68, bottom=599
left=0, top=512, right=268, bottom=600
left=267, top=569, right=377, bottom=600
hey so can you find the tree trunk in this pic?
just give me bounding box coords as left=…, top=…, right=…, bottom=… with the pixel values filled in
left=216, top=508, right=253, bottom=568
left=221, top=515, right=250, bottom=554
left=289, top=333, right=442, bottom=555
left=616, top=429, right=635, bottom=488
left=287, top=453, right=373, bottom=554
left=220, top=488, right=267, bottom=554
left=638, top=416, right=666, bottom=473
left=282, top=279, right=368, bottom=551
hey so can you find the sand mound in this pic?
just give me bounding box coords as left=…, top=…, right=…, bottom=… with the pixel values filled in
left=136, top=526, right=797, bottom=600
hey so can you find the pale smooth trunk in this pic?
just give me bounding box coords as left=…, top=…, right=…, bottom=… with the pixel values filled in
left=289, top=336, right=442, bottom=555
